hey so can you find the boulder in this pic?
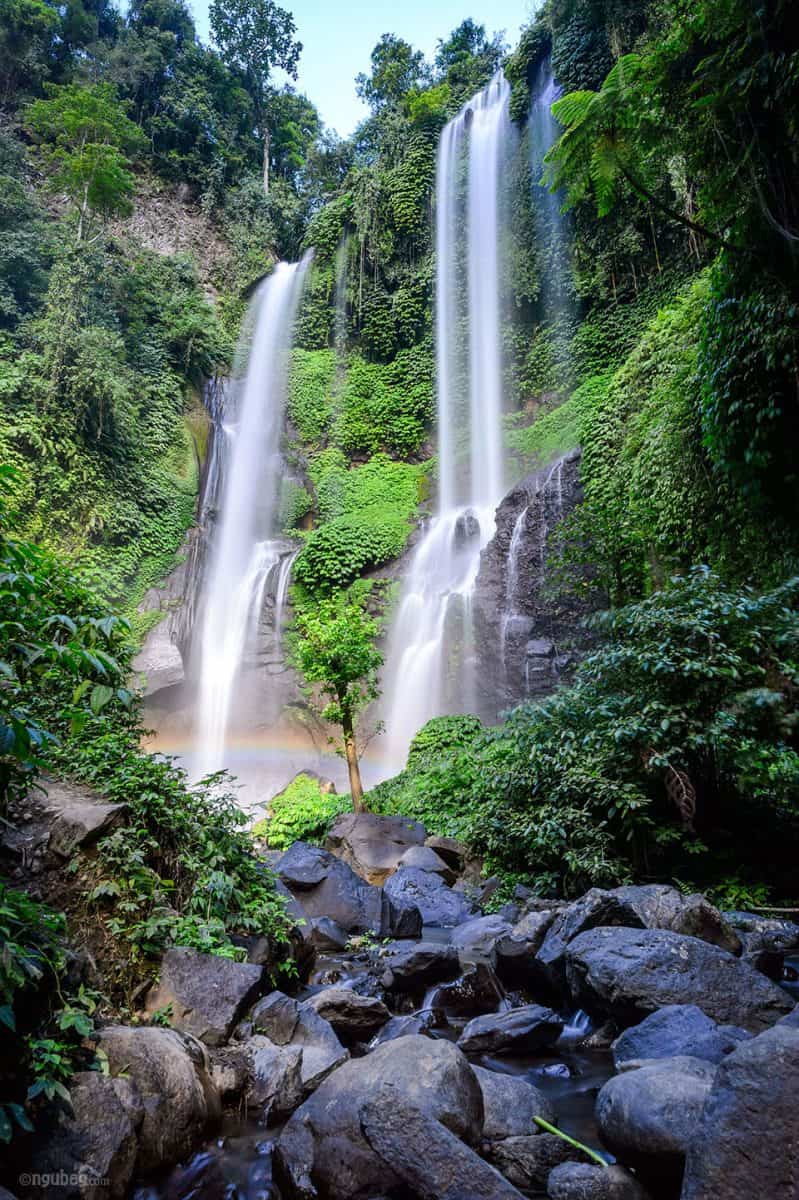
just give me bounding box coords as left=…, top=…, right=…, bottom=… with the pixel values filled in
left=474, top=1065, right=555, bottom=1139
left=97, top=1026, right=218, bottom=1172
left=681, top=1021, right=799, bottom=1200
left=494, top=910, right=558, bottom=992
left=277, top=842, right=332, bottom=890
left=325, top=812, right=426, bottom=884
left=241, top=1037, right=304, bottom=1120
left=724, top=910, right=799, bottom=979
left=547, top=1163, right=652, bottom=1200
left=565, top=927, right=792, bottom=1032
left=384, top=893, right=424, bottom=939
left=277, top=1036, right=484, bottom=1200
left=372, top=1012, right=440, bottom=1044
left=430, top=963, right=506, bottom=1019
left=397, top=843, right=457, bottom=884
left=25, top=1071, right=143, bottom=1199
left=458, top=1005, right=564, bottom=1056
left=304, top=987, right=390, bottom=1043
left=612, top=1005, right=751, bottom=1069
left=145, top=947, right=266, bottom=1047
left=425, top=834, right=468, bottom=872
left=613, top=885, right=741, bottom=954
left=452, top=915, right=515, bottom=966
left=360, top=1085, right=526, bottom=1200
left=250, top=991, right=348, bottom=1092
left=384, top=866, right=477, bottom=927
left=307, top=916, right=349, bottom=951
left=376, top=939, right=460, bottom=993
left=43, top=777, right=127, bottom=858
left=487, top=1135, right=589, bottom=1192
left=595, top=1057, right=716, bottom=1179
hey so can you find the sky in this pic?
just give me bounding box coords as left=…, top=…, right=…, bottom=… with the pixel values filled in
left=188, top=0, right=540, bottom=136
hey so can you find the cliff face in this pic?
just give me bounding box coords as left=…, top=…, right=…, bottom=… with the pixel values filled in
left=473, top=449, right=595, bottom=717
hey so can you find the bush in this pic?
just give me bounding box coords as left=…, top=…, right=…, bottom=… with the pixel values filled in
left=253, top=773, right=351, bottom=849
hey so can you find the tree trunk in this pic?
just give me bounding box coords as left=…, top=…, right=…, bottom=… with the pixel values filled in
left=262, top=126, right=270, bottom=196
left=342, top=710, right=365, bottom=813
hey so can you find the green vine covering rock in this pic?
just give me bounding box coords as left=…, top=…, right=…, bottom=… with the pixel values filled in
left=252, top=773, right=350, bottom=849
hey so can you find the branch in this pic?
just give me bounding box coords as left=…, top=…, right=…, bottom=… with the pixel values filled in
left=616, top=161, right=735, bottom=251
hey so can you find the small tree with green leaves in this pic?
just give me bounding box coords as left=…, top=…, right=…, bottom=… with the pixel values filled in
left=290, top=595, right=382, bottom=811
left=26, top=82, right=144, bottom=242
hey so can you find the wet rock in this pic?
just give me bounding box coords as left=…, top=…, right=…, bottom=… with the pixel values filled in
left=372, top=1011, right=440, bottom=1044
left=97, top=1026, right=219, bottom=1173
left=565, top=927, right=792, bottom=1032
left=325, top=811, right=426, bottom=885
left=360, top=1084, right=526, bottom=1199
left=487, top=1134, right=588, bottom=1192
left=454, top=508, right=481, bottom=547
left=250, top=990, right=348, bottom=1092
left=145, top=947, right=266, bottom=1047
left=681, top=1021, right=799, bottom=1200
left=724, top=910, right=799, bottom=980
left=304, top=986, right=390, bottom=1042
left=384, top=865, right=476, bottom=927
left=307, top=916, right=349, bottom=951
left=376, top=939, right=460, bottom=992
left=495, top=910, right=558, bottom=992
left=277, top=1035, right=484, bottom=1200
left=612, top=1005, right=751, bottom=1068
left=25, top=1071, right=143, bottom=1199
left=431, top=962, right=506, bottom=1019
left=595, top=1056, right=716, bottom=1180
left=474, top=1065, right=555, bottom=1139
left=397, top=843, right=457, bottom=884
left=384, top=892, right=424, bottom=938
left=452, top=914, right=515, bottom=966
left=425, top=834, right=467, bottom=872
left=241, top=1037, right=304, bottom=1120
left=547, top=1163, right=652, bottom=1200
left=458, top=1005, right=564, bottom=1056
left=277, top=843, right=387, bottom=935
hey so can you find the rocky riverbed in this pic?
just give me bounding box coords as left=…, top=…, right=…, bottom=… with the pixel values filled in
left=8, top=808, right=799, bottom=1200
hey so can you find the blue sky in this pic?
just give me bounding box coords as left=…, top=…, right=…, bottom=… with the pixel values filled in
left=188, top=0, right=540, bottom=135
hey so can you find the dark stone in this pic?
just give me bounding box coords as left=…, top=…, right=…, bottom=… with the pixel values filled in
left=547, top=1163, right=652, bottom=1200
left=612, top=1005, right=751, bottom=1068
left=612, top=885, right=741, bottom=955
left=277, top=1035, right=484, bottom=1200
left=452, top=915, right=515, bottom=966
left=397, top=843, right=457, bottom=884
left=495, top=910, right=558, bottom=993
left=277, top=841, right=331, bottom=889
left=304, top=987, right=390, bottom=1042
left=25, top=1071, right=143, bottom=1199
left=360, top=1085, right=526, bottom=1200
left=144, top=947, right=266, bottom=1047
left=681, top=1022, right=799, bottom=1200
left=458, top=1005, right=564, bottom=1055
left=307, top=916, right=349, bottom=951
left=383, top=892, right=424, bottom=939
left=278, top=843, right=389, bottom=935
left=474, top=1065, right=555, bottom=1139
left=376, top=939, right=461, bottom=992
left=425, top=834, right=467, bottom=872
left=250, top=990, right=348, bottom=1091
left=595, top=1056, right=716, bottom=1180
left=487, top=1134, right=588, bottom=1192
left=241, top=1037, right=304, bottom=1120
left=454, top=508, right=481, bottom=547
left=372, top=1012, right=440, bottom=1044
left=384, top=866, right=477, bottom=927
left=325, top=812, right=426, bottom=885
left=565, top=927, right=792, bottom=1032
left=431, top=963, right=506, bottom=1019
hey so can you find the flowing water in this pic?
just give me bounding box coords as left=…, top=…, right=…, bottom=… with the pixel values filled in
left=191, top=257, right=312, bottom=783
left=380, top=72, right=512, bottom=769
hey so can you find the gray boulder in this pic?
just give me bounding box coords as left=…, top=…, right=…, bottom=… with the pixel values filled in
left=547, top=1163, right=652, bottom=1200
left=325, top=811, right=426, bottom=884
left=97, top=1026, right=219, bottom=1172
left=376, top=939, right=460, bottom=992
left=430, top=963, right=506, bottom=1019
left=250, top=990, right=348, bottom=1092
left=612, top=1005, right=751, bottom=1068
left=307, top=916, right=349, bottom=951
left=43, top=777, right=128, bottom=858
left=372, top=1012, right=440, bottom=1044
left=474, top=1065, right=555, bottom=1139
left=452, top=914, right=515, bottom=966
left=565, top=927, right=792, bottom=1032
left=681, top=1021, right=799, bottom=1200
left=304, top=986, right=390, bottom=1042
left=495, top=910, right=558, bottom=991
left=25, top=1071, right=143, bottom=1198
left=384, top=866, right=476, bottom=927
left=425, top=834, right=468, bottom=872
left=360, top=1085, right=525, bottom=1200
left=277, top=1035, right=484, bottom=1200
left=487, top=1135, right=589, bottom=1193
left=459, top=1005, right=564, bottom=1056
left=397, top=843, right=457, bottom=884
left=596, top=1057, right=716, bottom=1178
left=145, top=947, right=266, bottom=1046
left=238, top=1037, right=305, bottom=1120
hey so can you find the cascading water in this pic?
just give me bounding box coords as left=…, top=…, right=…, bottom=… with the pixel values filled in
left=380, top=73, right=511, bottom=767
left=191, top=257, right=311, bottom=782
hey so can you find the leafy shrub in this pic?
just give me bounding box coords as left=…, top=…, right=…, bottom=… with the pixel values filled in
left=288, top=347, right=335, bottom=443
left=253, top=773, right=351, bottom=849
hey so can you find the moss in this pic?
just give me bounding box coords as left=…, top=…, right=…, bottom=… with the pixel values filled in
left=253, top=773, right=351, bottom=849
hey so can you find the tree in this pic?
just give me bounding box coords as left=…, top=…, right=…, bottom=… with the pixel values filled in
left=209, top=0, right=301, bottom=194
left=290, top=596, right=382, bottom=811
left=355, top=34, right=429, bottom=113
left=26, top=82, right=144, bottom=241
left=0, top=0, right=58, bottom=106
left=434, top=19, right=506, bottom=101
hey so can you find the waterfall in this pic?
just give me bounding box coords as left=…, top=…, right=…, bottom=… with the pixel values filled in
left=529, top=60, right=572, bottom=328
left=380, top=73, right=511, bottom=767
left=191, top=257, right=311, bottom=781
